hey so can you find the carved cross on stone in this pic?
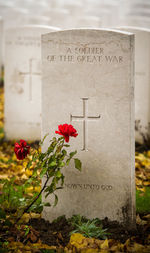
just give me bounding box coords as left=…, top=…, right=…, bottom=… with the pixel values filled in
left=19, top=58, right=41, bottom=101
left=71, top=98, right=101, bottom=151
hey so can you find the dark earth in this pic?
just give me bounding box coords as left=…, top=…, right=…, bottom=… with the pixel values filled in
left=27, top=214, right=150, bottom=247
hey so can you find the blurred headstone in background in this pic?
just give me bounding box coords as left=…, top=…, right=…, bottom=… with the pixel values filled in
left=120, top=0, right=150, bottom=28
left=4, top=25, right=60, bottom=141
left=2, top=7, right=28, bottom=29
left=0, top=0, right=150, bottom=30
left=116, top=27, right=150, bottom=143
left=75, top=16, right=101, bottom=28
left=43, top=8, right=70, bottom=28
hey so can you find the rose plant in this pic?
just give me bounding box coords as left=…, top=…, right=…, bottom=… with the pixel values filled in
left=14, top=139, right=30, bottom=160
left=13, top=123, right=81, bottom=224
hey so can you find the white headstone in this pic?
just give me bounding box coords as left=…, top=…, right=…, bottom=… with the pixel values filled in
left=64, top=1, right=84, bottom=16
left=46, top=9, right=70, bottom=29
left=42, top=29, right=135, bottom=226
left=85, top=1, right=119, bottom=27
left=117, top=27, right=150, bottom=142
left=0, top=2, right=14, bottom=18
left=75, top=16, right=101, bottom=28
left=24, top=14, right=51, bottom=26
left=4, top=25, right=60, bottom=140
left=3, top=7, right=28, bottom=29
left=120, top=15, right=150, bottom=29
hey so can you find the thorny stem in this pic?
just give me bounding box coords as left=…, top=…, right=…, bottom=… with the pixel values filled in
left=14, top=174, right=49, bottom=226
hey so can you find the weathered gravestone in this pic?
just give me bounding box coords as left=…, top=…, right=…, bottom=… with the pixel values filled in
left=4, top=25, right=60, bottom=140
left=42, top=29, right=135, bottom=226
left=116, top=27, right=150, bottom=143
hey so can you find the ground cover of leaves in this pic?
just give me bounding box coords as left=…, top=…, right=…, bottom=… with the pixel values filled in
left=0, top=86, right=150, bottom=252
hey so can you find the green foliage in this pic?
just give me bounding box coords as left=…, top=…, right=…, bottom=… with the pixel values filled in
left=0, top=239, right=9, bottom=253
left=136, top=187, right=150, bottom=213
left=0, top=177, right=29, bottom=212
left=31, top=135, right=81, bottom=206
left=0, top=175, right=42, bottom=215
left=68, top=214, right=88, bottom=227
left=0, top=245, right=9, bottom=253
left=24, top=225, right=30, bottom=237
left=0, top=207, right=12, bottom=227
left=0, top=134, right=81, bottom=227
left=0, top=127, right=4, bottom=141
left=70, top=215, right=108, bottom=239
left=40, top=249, right=57, bottom=253
left=74, top=158, right=82, bottom=171
left=0, top=175, right=43, bottom=228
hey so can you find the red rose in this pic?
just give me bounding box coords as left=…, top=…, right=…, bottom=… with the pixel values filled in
left=14, top=139, right=30, bottom=160
left=55, top=124, right=78, bottom=142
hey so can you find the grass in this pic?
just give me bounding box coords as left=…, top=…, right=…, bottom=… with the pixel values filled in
left=136, top=187, right=150, bottom=214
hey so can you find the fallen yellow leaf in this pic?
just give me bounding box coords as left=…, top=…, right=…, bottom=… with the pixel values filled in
left=100, top=239, right=109, bottom=250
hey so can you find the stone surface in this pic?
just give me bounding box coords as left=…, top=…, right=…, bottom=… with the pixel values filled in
left=120, top=15, right=150, bottom=29
left=44, top=8, right=70, bottom=29
left=3, top=7, right=28, bottom=29
left=4, top=25, right=60, bottom=140
left=75, top=16, right=101, bottom=28
left=117, top=27, right=150, bottom=142
left=42, top=29, right=135, bottom=226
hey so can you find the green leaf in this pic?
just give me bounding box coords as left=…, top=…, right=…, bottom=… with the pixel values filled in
left=62, top=149, right=67, bottom=156
left=58, top=161, right=65, bottom=167
left=44, top=182, right=56, bottom=197
left=74, top=158, right=82, bottom=171
left=56, top=170, right=62, bottom=178
left=61, top=175, right=65, bottom=186
left=64, top=144, right=70, bottom=147
left=24, top=226, right=30, bottom=237
left=54, top=194, right=58, bottom=207
left=49, top=161, right=57, bottom=167
left=58, top=137, right=64, bottom=141
left=40, top=167, right=48, bottom=178
left=42, top=160, right=47, bottom=167
left=39, top=152, right=47, bottom=161
left=66, top=158, right=71, bottom=165
left=48, top=169, right=55, bottom=177
left=40, top=133, right=49, bottom=146
left=44, top=202, right=51, bottom=207
left=56, top=187, right=63, bottom=190
left=69, top=150, right=77, bottom=159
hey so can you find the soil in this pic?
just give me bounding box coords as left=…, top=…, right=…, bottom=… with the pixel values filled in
left=28, top=214, right=150, bottom=247
left=135, top=142, right=149, bottom=152
left=29, top=216, right=73, bottom=247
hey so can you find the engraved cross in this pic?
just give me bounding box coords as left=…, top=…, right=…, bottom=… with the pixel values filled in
left=19, top=59, right=41, bottom=101
left=71, top=98, right=101, bottom=151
